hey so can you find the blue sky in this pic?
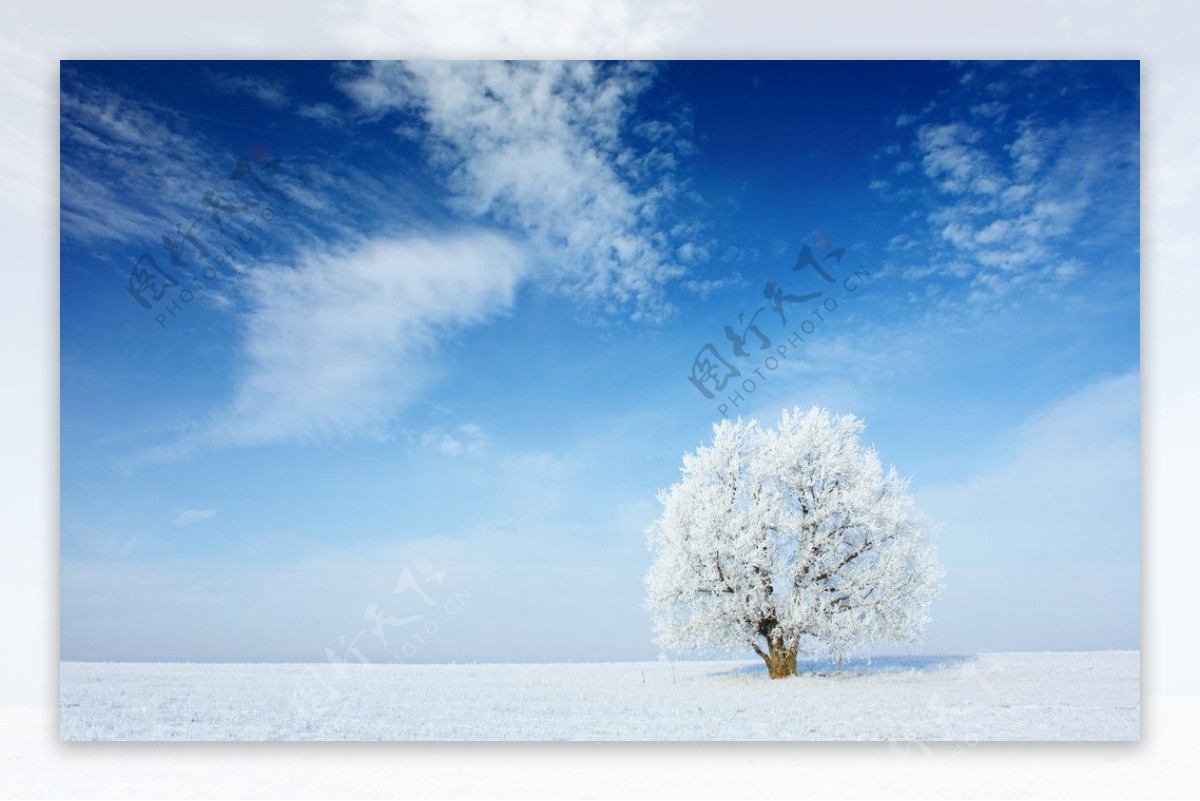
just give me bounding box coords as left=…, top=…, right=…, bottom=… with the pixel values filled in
left=59, top=60, right=1139, bottom=663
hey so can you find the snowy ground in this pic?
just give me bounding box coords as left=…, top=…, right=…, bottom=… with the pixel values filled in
left=59, top=651, right=1138, bottom=741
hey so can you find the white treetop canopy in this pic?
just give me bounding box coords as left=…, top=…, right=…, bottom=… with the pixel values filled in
left=645, top=407, right=943, bottom=672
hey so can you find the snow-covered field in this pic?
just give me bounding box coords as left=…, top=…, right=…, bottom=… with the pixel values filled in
left=59, top=651, right=1138, bottom=741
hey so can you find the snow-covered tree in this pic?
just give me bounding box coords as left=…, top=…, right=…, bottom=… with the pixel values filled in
left=645, top=407, right=943, bottom=678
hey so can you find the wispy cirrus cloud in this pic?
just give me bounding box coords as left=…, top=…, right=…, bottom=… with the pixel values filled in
left=337, top=60, right=693, bottom=322
left=59, top=72, right=428, bottom=255
left=205, top=70, right=290, bottom=109
left=59, top=79, right=228, bottom=248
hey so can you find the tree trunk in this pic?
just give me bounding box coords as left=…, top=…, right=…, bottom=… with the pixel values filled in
left=763, top=638, right=797, bottom=679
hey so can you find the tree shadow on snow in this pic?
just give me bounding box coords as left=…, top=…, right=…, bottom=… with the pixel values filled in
left=718, top=654, right=976, bottom=678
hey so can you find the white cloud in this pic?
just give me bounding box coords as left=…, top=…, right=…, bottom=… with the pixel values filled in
left=147, top=230, right=530, bottom=454
left=895, top=100, right=936, bottom=128
left=917, top=123, right=1003, bottom=196
left=421, top=422, right=488, bottom=457
left=889, top=104, right=1137, bottom=304
left=295, top=102, right=344, bottom=127
left=970, top=101, right=1008, bottom=119
left=172, top=508, right=216, bottom=527
left=206, top=70, right=290, bottom=109
left=676, top=242, right=708, bottom=263
left=681, top=273, right=742, bottom=298
left=1007, top=119, right=1046, bottom=178
left=337, top=60, right=688, bottom=322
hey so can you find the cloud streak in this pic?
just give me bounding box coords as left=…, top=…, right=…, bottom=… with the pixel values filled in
left=205, top=70, right=290, bottom=110
left=209, top=231, right=527, bottom=448
left=59, top=78, right=229, bottom=248
left=136, top=230, right=529, bottom=458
